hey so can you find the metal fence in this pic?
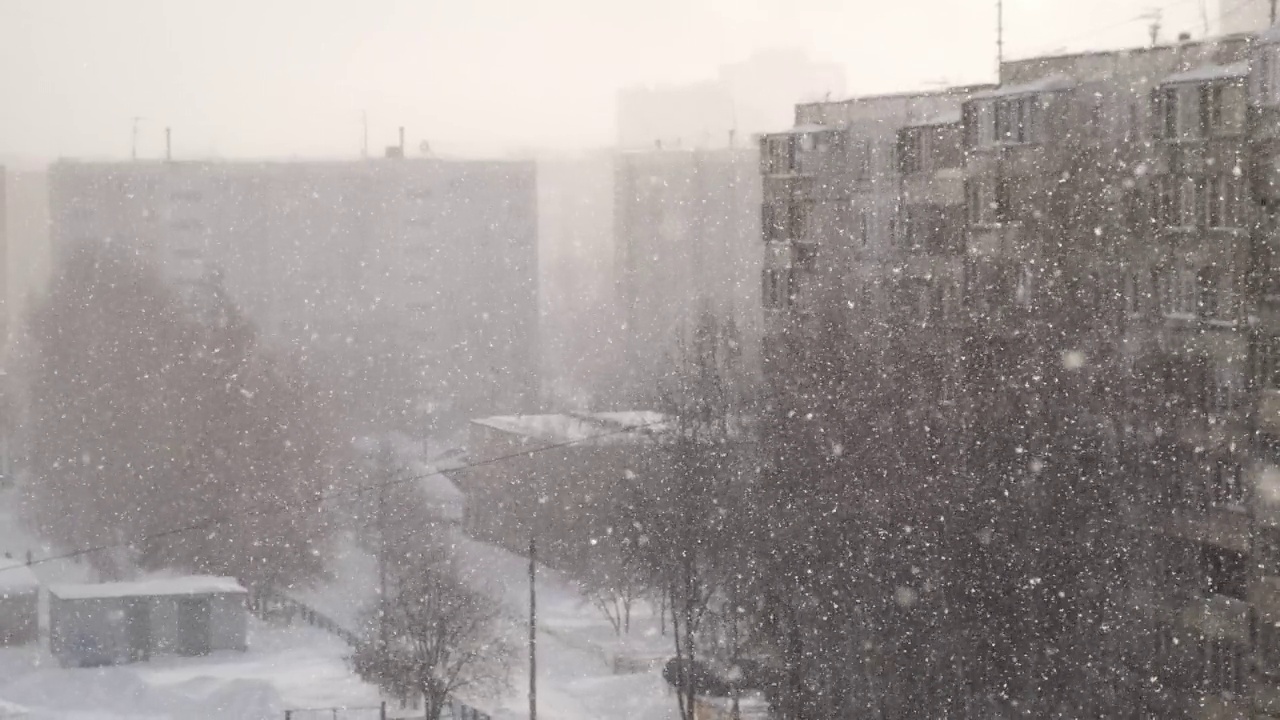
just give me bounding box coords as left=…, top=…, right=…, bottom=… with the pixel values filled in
left=283, top=700, right=490, bottom=720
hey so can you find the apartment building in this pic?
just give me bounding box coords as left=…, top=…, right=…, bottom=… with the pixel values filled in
left=48, top=158, right=539, bottom=428
left=756, top=30, right=1280, bottom=718
left=614, top=148, right=762, bottom=405
left=758, top=87, right=983, bottom=407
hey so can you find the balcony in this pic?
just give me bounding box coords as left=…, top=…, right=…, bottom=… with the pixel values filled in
left=1261, top=392, right=1280, bottom=440
left=1162, top=509, right=1250, bottom=555
left=902, top=169, right=964, bottom=207
left=966, top=222, right=1031, bottom=261
left=1173, top=592, right=1251, bottom=645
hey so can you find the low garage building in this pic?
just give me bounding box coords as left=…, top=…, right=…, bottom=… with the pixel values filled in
left=0, top=558, right=39, bottom=646
left=48, top=576, right=247, bottom=667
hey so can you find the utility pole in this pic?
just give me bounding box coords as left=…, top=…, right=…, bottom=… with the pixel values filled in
left=376, top=442, right=391, bottom=654
left=996, top=0, right=1003, bottom=79
left=529, top=530, right=537, bottom=720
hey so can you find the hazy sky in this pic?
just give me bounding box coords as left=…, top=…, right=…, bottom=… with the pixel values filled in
left=0, top=0, right=1237, bottom=161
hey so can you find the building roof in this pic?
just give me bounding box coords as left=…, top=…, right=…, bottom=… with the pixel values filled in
left=795, top=84, right=993, bottom=109
left=905, top=109, right=963, bottom=128
left=771, top=124, right=834, bottom=135
left=0, top=559, right=39, bottom=593
left=1163, top=61, right=1250, bottom=84
left=971, top=74, right=1076, bottom=100
left=471, top=411, right=667, bottom=445
left=49, top=576, right=246, bottom=600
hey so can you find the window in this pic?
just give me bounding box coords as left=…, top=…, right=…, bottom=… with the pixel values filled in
left=1159, top=266, right=1197, bottom=316
left=797, top=200, right=818, bottom=240
left=1266, top=336, right=1280, bottom=389
left=1157, top=85, right=1206, bottom=140
left=1197, top=268, right=1219, bottom=319
left=1177, top=177, right=1201, bottom=227
left=974, top=101, right=995, bottom=147
left=764, top=135, right=797, bottom=174
left=1202, top=639, right=1248, bottom=696
left=994, top=96, right=1037, bottom=144
left=1205, top=176, right=1241, bottom=229
left=899, top=128, right=923, bottom=175
left=1208, top=459, right=1245, bottom=507
left=1207, top=363, right=1239, bottom=415
left=1260, top=619, right=1280, bottom=676
left=763, top=268, right=792, bottom=309
left=1205, top=83, right=1246, bottom=136
left=1157, top=87, right=1178, bottom=138
left=1206, top=177, right=1223, bottom=228
left=850, top=140, right=871, bottom=181
left=1015, top=264, right=1035, bottom=308
left=1177, top=86, right=1202, bottom=140
left=1267, top=48, right=1280, bottom=105
left=1202, top=545, right=1248, bottom=600
left=764, top=202, right=797, bottom=242
left=967, top=180, right=998, bottom=225
left=793, top=242, right=818, bottom=272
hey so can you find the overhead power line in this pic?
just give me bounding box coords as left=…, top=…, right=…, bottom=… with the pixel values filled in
left=4, top=420, right=664, bottom=576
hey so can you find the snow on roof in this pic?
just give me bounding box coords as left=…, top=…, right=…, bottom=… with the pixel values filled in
left=49, top=575, right=246, bottom=600
left=472, top=411, right=667, bottom=445
left=1163, top=61, right=1250, bottom=84
left=971, top=74, right=1075, bottom=100
left=773, top=123, right=834, bottom=135
left=0, top=558, right=39, bottom=592
left=907, top=109, right=963, bottom=128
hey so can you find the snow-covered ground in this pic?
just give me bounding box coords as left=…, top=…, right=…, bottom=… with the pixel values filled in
left=449, top=531, right=676, bottom=720
left=0, top=481, right=684, bottom=719
left=0, top=621, right=378, bottom=719
left=300, top=527, right=680, bottom=720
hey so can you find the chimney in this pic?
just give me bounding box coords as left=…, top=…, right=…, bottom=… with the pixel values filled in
left=165, top=127, right=171, bottom=161
left=399, top=126, right=405, bottom=154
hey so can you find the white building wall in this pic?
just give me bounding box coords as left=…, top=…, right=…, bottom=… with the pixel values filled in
left=47, top=158, right=540, bottom=424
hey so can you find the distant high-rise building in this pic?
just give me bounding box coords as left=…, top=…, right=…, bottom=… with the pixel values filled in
left=613, top=147, right=762, bottom=404
left=617, top=48, right=846, bottom=150
left=47, top=158, right=539, bottom=428
left=1220, top=0, right=1272, bottom=35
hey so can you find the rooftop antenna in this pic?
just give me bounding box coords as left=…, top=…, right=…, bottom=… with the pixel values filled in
left=361, top=111, right=368, bottom=159
left=1142, top=8, right=1162, bottom=47
left=130, top=117, right=142, bottom=161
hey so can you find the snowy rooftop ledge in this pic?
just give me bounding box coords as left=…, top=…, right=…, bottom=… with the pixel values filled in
left=0, top=558, right=39, bottom=591
left=472, top=411, right=668, bottom=445
left=1163, top=61, right=1250, bottom=85
left=48, top=575, right=246, bottom=600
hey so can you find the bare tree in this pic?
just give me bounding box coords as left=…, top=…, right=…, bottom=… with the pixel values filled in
left=19, top=241, right=339, bottom=587
left=352, top=552, right=511, bottom=720
left=623, top=312, right=752, bottom=720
